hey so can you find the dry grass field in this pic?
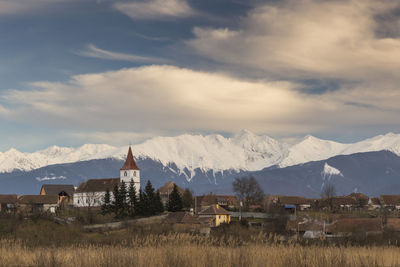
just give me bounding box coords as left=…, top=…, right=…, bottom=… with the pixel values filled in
left=1, top=234, right=400, bottom=267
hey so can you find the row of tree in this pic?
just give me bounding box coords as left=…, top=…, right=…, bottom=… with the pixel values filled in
left=101, top=180, right=194, bottom=218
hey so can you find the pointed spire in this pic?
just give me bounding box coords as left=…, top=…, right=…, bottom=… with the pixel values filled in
left=120, top=146, right=140, bottom=170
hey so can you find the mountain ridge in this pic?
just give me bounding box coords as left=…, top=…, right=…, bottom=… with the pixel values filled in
left=1, top=131, right=400, bottom=177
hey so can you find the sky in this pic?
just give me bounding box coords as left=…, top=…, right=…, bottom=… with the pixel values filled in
left=1, top=0, right=400, bottom=151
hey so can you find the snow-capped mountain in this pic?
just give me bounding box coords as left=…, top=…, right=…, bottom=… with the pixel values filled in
left=1, top=130, right=400, bottom=176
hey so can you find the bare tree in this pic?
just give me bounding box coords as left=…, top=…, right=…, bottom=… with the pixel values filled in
left=321, top=183, right=336, bottom=210
left=233, top=176, right=264, bottom=209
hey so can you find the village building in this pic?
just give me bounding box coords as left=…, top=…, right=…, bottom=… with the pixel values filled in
left=0, top=195, right=18, bottom=213
left=73, top=146, right=140, bottom=207
left=195, top=194, right=239, bottom=211
left=266, top=195, right=315, bottom=211
left=40, top=184, right=75, bottom=206
left=368, top=197, right=381, bottom=210
left=198, top=204, right=231, bottom=227
left=158, top=182, right=185, bottom=206
left=380, top=195, right=400, bottom=210
left=18, top=195, right=59, bottom=213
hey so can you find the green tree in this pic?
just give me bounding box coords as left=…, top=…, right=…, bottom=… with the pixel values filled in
left=182, top=188, right=194, bottom=210
left=167, top=184, right=183, bottom=212
left=154, top=191, right=164, bottom=214
left=136, top=189, right=145, bottom=216
left=128, top=180, right=138, bottom=217
left=144, top=180, right=156, bottom=216
left=112, top=184, right=120, bottom=215
left=118, top=181, right=128, bottom=218
left=101, top=188, right=111, bottom=215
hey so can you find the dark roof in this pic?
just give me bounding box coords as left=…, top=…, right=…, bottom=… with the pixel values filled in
left=278, top=196, right=313, bottom=205
left=158, top=182, right=184, bottom=195
left=199, top=204, right=231, bottom=215
left=196, top=194, right=239, bottom=207
left=41, top=184, right=75, bottom=195
left=19, top=195, right=58, bottom=205
left=76, top=178, right=120, bottom=193
left=0, top=195, right=18, bottom=204
left=347, top=193, right=369, bottom=200
left=120, top=146, right=140, bottom=171
left=164, top=212, right=200, bottom=224
left=369, top=197, right=381, bottom=205
left=380, top=195, right=400, bottom=205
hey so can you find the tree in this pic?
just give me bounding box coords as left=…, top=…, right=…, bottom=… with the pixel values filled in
left=154, top=191, right=164, bottom=214
left=167, top=184, right=183, bottom=212
left=136, top=189, right=145, bottom=216
left=128, top=180, right=138, bottom=217
left=144, top=180, right=156, bottom=216
left=321, top=182, right=336, bottom=210
left=101, top=188, right=111, bottom=215
left=232, top=176, right=264, bottom=208
left=112, top=184, right=120, bottom=215
left=182, top=188, right=194, bottom=210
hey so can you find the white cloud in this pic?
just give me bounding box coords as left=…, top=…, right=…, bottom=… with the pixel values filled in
left=79, top=44, right=169, bottom=63
left=2, top=65, right=400, bottom=139
left=113, top=0, right=195, bottom=20
left=187, top=0, right=400, bottom=82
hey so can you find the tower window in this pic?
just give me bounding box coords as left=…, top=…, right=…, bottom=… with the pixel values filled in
left=134, top=171, right=136, bottom=177
left=124, top=171, right=127, bottom=177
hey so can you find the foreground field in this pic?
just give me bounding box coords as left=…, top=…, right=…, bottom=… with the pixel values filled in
left=1, top=235, right=400, bottom=267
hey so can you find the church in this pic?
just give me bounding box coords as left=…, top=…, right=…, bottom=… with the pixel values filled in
left=73, top=146, right=140, bottom=207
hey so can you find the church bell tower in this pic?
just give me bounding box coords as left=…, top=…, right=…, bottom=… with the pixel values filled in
left=120, top=146, right=140, bottom=190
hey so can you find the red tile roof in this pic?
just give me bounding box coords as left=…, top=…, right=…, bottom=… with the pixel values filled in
left=0, top=195, right=18, bottom=204
left=18, top=195, right=59, bottom=205
left=120, top=146, right=140, bottom=171
left=76, top=178, right=120, bottom=193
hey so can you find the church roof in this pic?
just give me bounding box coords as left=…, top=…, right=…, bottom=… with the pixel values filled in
left=75, top=178, right=120, bottom=193
left=120, top=146, right=140, bottom=171
left=41, top=184, right=75, bottom=196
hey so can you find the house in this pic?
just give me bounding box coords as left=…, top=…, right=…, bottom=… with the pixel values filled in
left=368, top=197, right=381, bottom=210
left=321, top=196, right=356, bottom=210
left=380, top=195, right=400, bottom=210
left=40, top=184, right=75, bottom=206
left=198, top=204, right=231, bottom=227
left=196, top=194, right=239, bottom=211
left=0, top=195, right=18, bottom=213
left=347, top=193, right=369, bottom=208
left=266, top=195, right=315, bottom=211
left=164, top=212, right=201, bottom=231
left=18, top=195, right=59, bottom=213
left=158, top=182, right=185, bottom=206
left=73, top=146, right=140, bottom=207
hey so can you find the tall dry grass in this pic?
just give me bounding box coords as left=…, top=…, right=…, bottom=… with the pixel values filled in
left=1, top=234, right=400, bottom=267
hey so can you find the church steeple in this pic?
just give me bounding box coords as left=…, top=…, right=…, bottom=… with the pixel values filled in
left=120, top=146, right=140, bottom=189
left=120, top=146, right=140, bottom=171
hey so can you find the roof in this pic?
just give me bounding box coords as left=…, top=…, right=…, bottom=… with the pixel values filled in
left=120, top=146, right=140, bottom=171
left=18, top=195, right=59, bottom=205
left=327, top=196, right=357, bottom=206
left=41, top=184, right=75, bottom=196
left=369, top=197, right=381, bottom=205
left=380, top=195, right=400, bottom=205
left=158, top=182, right=184, bottom=195
left=199, top=204, right=231, bottom=215
left=347, top=192, right=369, bottom=200
left=75, top=178, right=120, bottom=193
left=0, top=195, right=18, bottom=204
left=164, top=212, right=200, bottom=224
left=196, top=194, right=239, bottom=207
left=278, top=196, right=313, bottom=205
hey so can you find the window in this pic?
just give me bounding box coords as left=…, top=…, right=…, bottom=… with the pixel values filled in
left=134, top=171, right=136, bottom=177
left=124, top=171, right=127, bottom=177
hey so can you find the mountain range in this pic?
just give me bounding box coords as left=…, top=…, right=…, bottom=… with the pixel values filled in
left=1, top=130, right=400, bottom=196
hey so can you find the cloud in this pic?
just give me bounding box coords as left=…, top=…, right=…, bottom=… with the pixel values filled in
left=79, top=44, right=169, bottom=63
left=186, top=0, right=400, bottom=83
left=113, top=0, right=195, bottom=20
left=2, top=65, right=400, bottom=141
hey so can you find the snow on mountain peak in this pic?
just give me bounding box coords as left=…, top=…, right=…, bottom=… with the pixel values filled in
left=322, top=163, right=343, bottom=178
left=1, top=131, right=400, bottom=176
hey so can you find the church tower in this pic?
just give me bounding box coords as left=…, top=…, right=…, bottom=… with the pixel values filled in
left=120, top=146, right=140, bottom=191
